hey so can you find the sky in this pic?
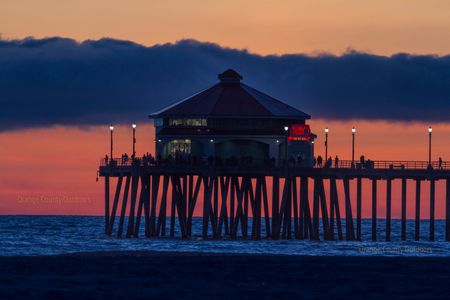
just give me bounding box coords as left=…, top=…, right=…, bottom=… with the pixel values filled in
left=2, top=0, right=450, bottom=55
left=1, top=0, right=450, bottom=217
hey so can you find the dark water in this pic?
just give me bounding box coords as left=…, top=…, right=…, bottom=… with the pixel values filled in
left=0, top=216, right=449, bottom=256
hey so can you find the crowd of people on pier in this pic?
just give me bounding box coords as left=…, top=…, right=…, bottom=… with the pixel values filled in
left=103, top=152, right=381, bottom=169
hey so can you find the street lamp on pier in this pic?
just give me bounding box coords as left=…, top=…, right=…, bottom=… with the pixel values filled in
left=352, top=127, right=356, bottom=168
left=284, top=126, right=289, bottom=164
left=109, top=125, right=114, bottom=160
left=428, top=126, right=432, bottom=167
left=325, top=127, right=329, bottom=161
left=132, top=123, right=137, bottom=158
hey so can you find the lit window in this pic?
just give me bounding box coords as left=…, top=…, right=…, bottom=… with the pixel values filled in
left=168, top=118, right=207, bottom=127
left=168, top=139, right=192, bottom=154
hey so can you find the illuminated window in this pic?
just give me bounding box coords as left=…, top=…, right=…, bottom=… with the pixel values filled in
left=168, top=118, right=207, bottom=127
left=168, top=139, right=191, bottom=154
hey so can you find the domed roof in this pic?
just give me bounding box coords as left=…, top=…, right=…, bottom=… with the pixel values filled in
left=150, top=69, right=310, bottom=119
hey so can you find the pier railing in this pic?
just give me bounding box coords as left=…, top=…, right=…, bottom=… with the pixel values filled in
left=100, top=157, right=450, bottom=170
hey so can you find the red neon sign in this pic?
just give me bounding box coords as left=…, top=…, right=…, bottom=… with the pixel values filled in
left=289, top=124, right=312, bottom=141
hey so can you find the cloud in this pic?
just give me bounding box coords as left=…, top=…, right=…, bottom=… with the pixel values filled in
left=1, top=37, right=450, bottom=131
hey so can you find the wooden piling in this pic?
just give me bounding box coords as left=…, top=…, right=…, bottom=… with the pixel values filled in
left=150, top=175, right=160, bottom=236
left=386, top=178, right=392, bottom=241
left=104, top=176, right=110, bottom=234
left=218, top=176, right=230, bottom=237
left=329, top=178, right=341, bottom=240
left=262, top=177, right=271, bottom=238
left=107, top=175, right=122, bottom=236
left=401, top=178, right=407, bottom=241
left=415, top=179, right=421, bottom=241
left=318, top=178, right=330, bottom=240
left=143, top=175, right=151, bottom=237
left=117, top=175, right=131, bottom=238
left=312, top=177, right=320, bottom=240
left=430, top=178, right=435, bottom=241
left=170, top=178, right=176, bottom=237
left=446, top=178, right=450, bottom=241
left=272, top=176, right=279, bottom=239
left=292, top=177, right=299, bottom=239
left=299, top=177, right=312, bottom=239
left=126, top=175, right=139, bottom=238
left=343, top=178, right=355, bottom=241
left=134, top=178, right=146, bottom=237
left=156, top=175, right=169, bottom=236
left=372, top=178, right=377, bottom=241
left=356, top=177, right=362, bottom=241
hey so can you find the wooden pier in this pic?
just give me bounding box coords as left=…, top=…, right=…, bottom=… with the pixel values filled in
left=99, top=159, right=450, bottom=241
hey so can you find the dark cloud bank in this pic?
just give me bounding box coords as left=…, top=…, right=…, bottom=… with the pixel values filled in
left=1, top=37, right=450, bottom=131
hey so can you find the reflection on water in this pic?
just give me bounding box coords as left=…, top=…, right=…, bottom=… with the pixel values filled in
left=0, top=216, right=448, bottom=256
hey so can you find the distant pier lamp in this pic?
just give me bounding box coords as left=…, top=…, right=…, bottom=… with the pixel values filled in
left=352, top=127, right=356, bottom=168
left=325, top=127, right=329, bottom=161
left=132, top=123, right=137, bottom=158
left=284, top=126, right=289, bottom=163
left=428, top=126, right=432, bottom=167
left=109, top=125, right=114, bottom=162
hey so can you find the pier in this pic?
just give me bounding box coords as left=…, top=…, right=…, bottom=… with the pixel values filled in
left=99, top=69, right=450, bottom=242
left=99, top=159, right=450, bottom=241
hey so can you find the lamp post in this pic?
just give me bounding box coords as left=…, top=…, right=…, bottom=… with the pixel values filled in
left=284, top=126, right=289, bottom=164
left=109, top=125, right=114, bottom=160
left=352, top=127, right=356, bottom=168
left=132, top=123, right=137, bottom=158
left=325, top=127, right=329, bottom=160
left=428, top=126, right=432, bottom=166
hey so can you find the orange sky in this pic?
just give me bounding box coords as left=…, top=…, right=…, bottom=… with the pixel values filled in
left=1, top=120, right=449, bottom=218
left=2, top=0, right=450, bottom=55
left=1, top=1, right=450, bottom=218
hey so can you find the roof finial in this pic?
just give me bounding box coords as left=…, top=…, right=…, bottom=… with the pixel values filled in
left=218, top=69, right=242, bottom=84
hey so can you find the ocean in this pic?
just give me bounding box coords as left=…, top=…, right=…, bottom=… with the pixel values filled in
left=0, top=216, right=449, bottom=256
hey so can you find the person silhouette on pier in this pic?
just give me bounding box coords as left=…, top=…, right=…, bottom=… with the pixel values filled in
left=360, top=155, right=365, bottom=169
left=439, top=157, right=443, bottom=169
left=317, top=155, right=323, bottom=168
left=335, top=155, right=339, bottom=168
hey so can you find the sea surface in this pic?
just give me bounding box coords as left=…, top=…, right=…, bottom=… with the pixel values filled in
left=0, top=216, right=449, bottom=257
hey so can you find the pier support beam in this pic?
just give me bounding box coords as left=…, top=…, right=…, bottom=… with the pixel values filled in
left=430, top=178, right=435, bottom=241
left=415, top=179, right=421, bottom=241
left=104, top=176, right=110, bottom=234
left=344, top=178, right=355, bottom=241
left=117, top=176, right=131, bottom=238
left=272, top=176, right=279, bottom=239
left=401, top=178, right=407, bottom=241
left=386, top=178, right=392, bottom=241
left=446, top=178, right=450, bottom=241
left=372, top=178, right=377, bottom=241
left=300, top=177, right=312, bottom=239
left=356, top=177, right=362, bottom=241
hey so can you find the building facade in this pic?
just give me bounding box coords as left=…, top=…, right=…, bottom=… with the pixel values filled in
left=150, top=69, right=315, bottom=166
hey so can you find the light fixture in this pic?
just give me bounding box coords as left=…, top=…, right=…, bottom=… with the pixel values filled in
left=109, top=125, right=114, bottom=131
left=132, top=123, right=137, bottom=129
left=210, top=139, right=214, bottom=143
left=428, top=126, right=432, bottom=133
left=352, top=127, right=356, bottom=133
left=325, top=127, right=329, bottom=133
left=158, top=139, right=162, bottom=142
left=276, top=140, right=280, bottom=143
left=284, top=126, right=289, bottom=132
